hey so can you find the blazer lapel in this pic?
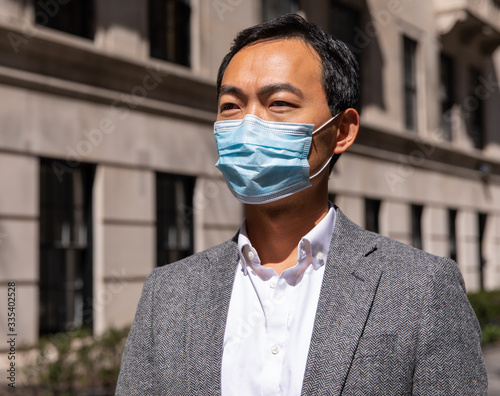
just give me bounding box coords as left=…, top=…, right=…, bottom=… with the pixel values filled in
left=184, top=236, right=239, bottom=395
left=302, top=209, right=383, bottom=396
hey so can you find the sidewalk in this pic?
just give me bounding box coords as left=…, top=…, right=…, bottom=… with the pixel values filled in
left=484, top=343, right=500, bottom=395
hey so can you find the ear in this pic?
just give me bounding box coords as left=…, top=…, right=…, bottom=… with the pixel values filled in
left=333, top=108, right=360, bottom=154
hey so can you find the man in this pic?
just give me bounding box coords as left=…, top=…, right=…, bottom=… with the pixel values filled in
left=116, top=14, right=487, bottom=395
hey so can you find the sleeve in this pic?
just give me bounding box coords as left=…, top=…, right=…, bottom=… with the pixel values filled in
left=115, top=270, right=157, bottom=395
left=412, top=257, right=488, bottom=395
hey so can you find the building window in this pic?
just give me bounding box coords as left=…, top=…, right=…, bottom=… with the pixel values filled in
left=478, top=213, right=487, bottom=290
left=411, top=204, right=423, bottom=249
left=403, top=36, right=418, bottom=131
left=365, top=198, right=381, bottom=233
left=330, top=3, right=360, bottom=56
left=39, top=160, right=95, bottom=335
left=262, top=0, right=299, bottom=21
left=448, top=209, right=457, bottom=262
left=329, top=2, right=361, bottom=111
left=34, top=0, right=94, bottom=39
left=149, top=0, right=191, bottom=67
left=156, top=173, right=195, bottom=266
left=469, top=68, right=485, bottom=149
left=440, top=53, right=455, bottom=141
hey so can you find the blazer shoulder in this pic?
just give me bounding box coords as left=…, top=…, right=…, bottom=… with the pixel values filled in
left=335, top=207, right=462, bottom=284
left=149, top=236, right=239, bottom=283
left=376, top=233, right=460, bottom=273
left=369, top=231, right=468, bottom=299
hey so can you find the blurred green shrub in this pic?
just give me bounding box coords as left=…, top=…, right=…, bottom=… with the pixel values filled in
left=24, top=326, right=130, bottom=395
left=467, top=289, right=500, bottom=345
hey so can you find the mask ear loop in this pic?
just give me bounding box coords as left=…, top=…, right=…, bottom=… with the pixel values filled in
left=310, top=153, right=334, bottom=179
left=310, top=112, right=342, bottom=179
left=311, top=112, right=341, bottom=135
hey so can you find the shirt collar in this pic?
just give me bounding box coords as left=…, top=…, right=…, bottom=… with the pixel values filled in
left=237, top=202, right=336, bottom=279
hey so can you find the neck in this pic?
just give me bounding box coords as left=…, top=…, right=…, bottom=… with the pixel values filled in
left=244, top=186, right=330, bottom=275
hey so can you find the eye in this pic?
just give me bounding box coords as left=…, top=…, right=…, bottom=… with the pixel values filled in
left=271, top=100, right=292, bottom=107
left=220, top=103, right=239, bottom=112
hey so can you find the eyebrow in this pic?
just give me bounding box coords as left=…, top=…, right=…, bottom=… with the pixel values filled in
left=219, top=85, right=245, bottom=99
left=258, top=83, right=304, bottom=98
left=218, top=83, right=304, bottom=100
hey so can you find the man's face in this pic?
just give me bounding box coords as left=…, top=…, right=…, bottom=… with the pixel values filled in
left=217, top=38, right=338, bottom=176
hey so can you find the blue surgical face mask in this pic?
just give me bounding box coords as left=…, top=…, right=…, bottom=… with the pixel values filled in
left=214, top=113, right=340, bottom=204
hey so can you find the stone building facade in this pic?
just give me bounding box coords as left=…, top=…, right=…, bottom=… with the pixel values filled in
left=0, top=0, right=499, bottom=377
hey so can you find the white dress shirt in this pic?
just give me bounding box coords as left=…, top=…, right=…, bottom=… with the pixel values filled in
left=221, top=204, right=336, bottom=396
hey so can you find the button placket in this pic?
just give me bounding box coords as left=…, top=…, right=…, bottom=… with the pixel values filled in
left=269, top=277, right=277, bottom=289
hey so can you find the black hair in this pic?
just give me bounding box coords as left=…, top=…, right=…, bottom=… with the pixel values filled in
left=216, top=13, right=359, bottom=117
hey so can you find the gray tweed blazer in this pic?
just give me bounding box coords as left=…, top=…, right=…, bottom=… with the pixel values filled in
left=116, top=208, right=487, bottom=395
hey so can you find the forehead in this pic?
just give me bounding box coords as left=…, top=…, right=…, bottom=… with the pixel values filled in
left=221, top=38, right=324, bottom=92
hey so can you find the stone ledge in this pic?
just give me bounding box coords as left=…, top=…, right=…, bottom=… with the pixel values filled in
left=354, top=120, right=500, bottom=181
left=0, top=21, right=218, bottom=114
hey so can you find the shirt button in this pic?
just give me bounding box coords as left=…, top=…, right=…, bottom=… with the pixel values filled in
left=316, top=252, right=325, bottom=261
left=271, top=345, right=280, bottom=355
left=270, top=278, right=277, bottom=289
left=247, top=250, right=255, bottom=260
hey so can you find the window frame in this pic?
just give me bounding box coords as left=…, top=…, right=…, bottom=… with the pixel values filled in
left=149, top=0, right=192, bottom=67
left=469, top=67, right=485, bottom=150
left=39, top=159, right=95, bottom=335
left=365, top=198, right=381, bottom=234
left=156, top=172, right=196, bottom=267
left=403, top=35, right=418, bottom=132
left=440, top=53, right=455, bottom=141
left=262, top=0, right=299, bottom=21
left=329, top=2, right=362, bottom=112
left=33, top=0, right=95, bottom=40
left=478, top=213, right=487, bottom=290
left=448, top=208, right=458, bottom=262
left=411, top=204, right=423, bottom=250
